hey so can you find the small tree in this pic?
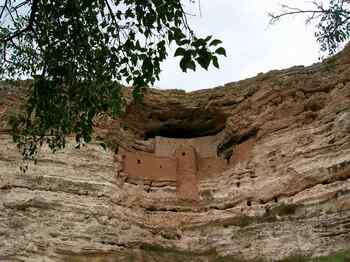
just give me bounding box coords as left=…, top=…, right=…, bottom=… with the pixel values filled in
left=0, top=0, right=226, bottom=160
left=269, top=0, right=350, bottom=56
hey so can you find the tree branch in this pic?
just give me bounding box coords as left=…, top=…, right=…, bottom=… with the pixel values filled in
left=0, top=0, right=39, bottom=43
left=0, top=0, right=9, bottom=19
left=104, top=0, right=121, bottom=44
left=6, top=5, right=16, bottom=25
left=269, top=10, right=331, bottom=23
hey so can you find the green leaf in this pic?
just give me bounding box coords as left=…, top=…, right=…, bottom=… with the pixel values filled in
left=174, top=47, right=186, bottom=57
left=187, top=59, right=196, bottom=71
left=212, top=56, right=219, bottom=69
left=204, top=35, right=213, bottom=42
left=210, top=39, right=223, bottom=46
left=192, top=38, right=207, bottom=48
left=179, top=39, right=191, bottom=45
left=215, top=47, right=227, bottom=56
left=196, top=56, right=211, bottom=70
left=179, top=57, right=188, bottom=72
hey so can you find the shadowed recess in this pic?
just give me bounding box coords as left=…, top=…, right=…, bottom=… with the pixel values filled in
left=144, top=109, right=227, bottom=139
left=121, top=103, right=228, bottom=139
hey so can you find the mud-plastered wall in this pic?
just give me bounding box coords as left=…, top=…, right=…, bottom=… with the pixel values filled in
left=155, top=133, right=224, bottom=158
left=118, top=133, right=230, bottom=182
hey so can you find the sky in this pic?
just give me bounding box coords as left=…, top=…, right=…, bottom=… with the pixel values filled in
left=155, top=0, right=322, bottom=91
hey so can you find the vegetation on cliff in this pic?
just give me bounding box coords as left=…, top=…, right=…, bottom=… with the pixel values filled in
left=1, top=0, right=350, bottom=161
left=0, top=0, right=225, bottom=159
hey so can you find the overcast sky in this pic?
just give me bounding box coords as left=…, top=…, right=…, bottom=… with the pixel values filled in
left=155, top=0, right=322, bottom=91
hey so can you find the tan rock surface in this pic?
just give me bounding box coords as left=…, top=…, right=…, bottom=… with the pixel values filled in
left=0, top=46, right=350, bottom=261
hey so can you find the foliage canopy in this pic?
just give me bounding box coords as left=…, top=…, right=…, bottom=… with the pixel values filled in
left=0, top=0, right=226, bottom=159
left=270, top=0, right=350, bottom=56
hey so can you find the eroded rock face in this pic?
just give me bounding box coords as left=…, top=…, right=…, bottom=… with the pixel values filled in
left=1, top=46, right=350, bottom=261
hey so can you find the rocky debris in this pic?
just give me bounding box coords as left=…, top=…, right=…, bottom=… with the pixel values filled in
left=0, top=45, right=350, bottom=261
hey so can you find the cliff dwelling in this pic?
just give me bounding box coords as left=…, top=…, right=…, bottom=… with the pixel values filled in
left=114, top=103, right=256, bottom=202
left=119, top=134, right=228, bottom=201
left=1, top=45, right=350, bottom=262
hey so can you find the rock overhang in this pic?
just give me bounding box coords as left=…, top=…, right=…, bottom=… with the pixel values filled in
left=0, top=44, right=350, bottom=261
left=119, top=100, right=228, bottom=140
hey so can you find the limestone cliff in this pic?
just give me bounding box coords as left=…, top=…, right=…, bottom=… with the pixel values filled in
left=0, top=45, right=350, bottom=262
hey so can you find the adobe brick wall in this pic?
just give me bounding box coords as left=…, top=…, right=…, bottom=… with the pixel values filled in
left=118, top=134, right=256, bottom=200
left=119, top=148, right=228, bottom=181
left=155, top=133, right=224, bottom=158
left=119, top=150, right=177, bottom=181
left=175, top=145, right=199, bottom=201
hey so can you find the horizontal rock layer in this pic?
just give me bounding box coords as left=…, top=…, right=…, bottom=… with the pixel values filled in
left=0, top=46, right=350, bottom=261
